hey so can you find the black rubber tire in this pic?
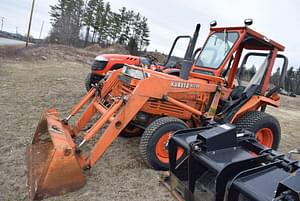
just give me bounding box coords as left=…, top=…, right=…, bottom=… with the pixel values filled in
left=119, top=123, right=144, bottom=138
left=234, top=111, right=281, bottom=149
left=139, top=117, right=188, bottom=170
left=85, top=73, right=92, bottom=91
left=85, top=73, right=104, bottom=92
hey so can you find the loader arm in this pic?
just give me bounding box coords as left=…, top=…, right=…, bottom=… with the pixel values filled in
left=88, top=93, right=148, bottom=166
left=29, top=69, right=197, bottom=199
left=27, top=78, right=150, bottom=200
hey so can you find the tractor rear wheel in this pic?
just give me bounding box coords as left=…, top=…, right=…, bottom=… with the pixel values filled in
left=139, top=117, right=188, bottom=170
left=235, top=111, right=281, bottom=149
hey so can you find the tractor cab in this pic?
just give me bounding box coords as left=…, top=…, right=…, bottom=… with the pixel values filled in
left=188, top=20, right=288, bottom=121
left=191, top=20, right=286, bottom=90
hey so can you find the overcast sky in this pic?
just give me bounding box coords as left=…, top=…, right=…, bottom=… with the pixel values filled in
left=1, top=0, right=299, bottom=67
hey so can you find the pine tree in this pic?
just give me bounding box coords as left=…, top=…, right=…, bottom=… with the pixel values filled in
left=296, top=67, right=300, bottom=94
left=127, top=37, right=138, bottom=55
left=97, top=2, right=111, bottom=45
left=286, top=67, right=295, bottom=92
left=49, top=0, right=66, bottom=42
left=140, top=17, right=150, bottom=50
left=83, top=0, right=98, bottom=46
left=49, top=0, right=150, bottom=49
left=49, top=0, right=84, bottom=46
left=270, top=67, right=281, bottom=86
left=92, top=0, right=104, bottom=42
left=70, top=0, right=84, bottom=45
left=108, top=12, right=121, bottom=44
left=117, top=7, right=128, bottom=45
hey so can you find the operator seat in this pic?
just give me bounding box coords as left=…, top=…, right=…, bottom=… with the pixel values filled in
left=219, top=57, right=269, bottom=118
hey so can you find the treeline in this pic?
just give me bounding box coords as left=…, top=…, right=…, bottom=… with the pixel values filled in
left=271, top=66, right=300, bottom=95
left=48, top=0, right=150, bottom=54
left=240, top=65, right=300, bottom=96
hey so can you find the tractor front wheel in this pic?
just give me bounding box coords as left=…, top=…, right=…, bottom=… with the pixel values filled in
left=85, top=73, right=104, bottom=91
left=139, top=117, right=188, bottom=170
left=235, top=111, right=281, bottom=149
left=85, top=73, right=93, bottom=91
left=119, top=123, right=144, bottom=137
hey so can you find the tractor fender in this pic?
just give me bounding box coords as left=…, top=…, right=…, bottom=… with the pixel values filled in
left=231, top=95, right=279, bottom=123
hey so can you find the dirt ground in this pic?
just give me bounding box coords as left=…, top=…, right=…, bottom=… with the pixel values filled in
left=0, top=46, right=299, bottom=201
left=267, top=96, right=300, bottom=155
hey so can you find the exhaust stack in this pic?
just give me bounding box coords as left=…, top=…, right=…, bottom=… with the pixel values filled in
left=180, top=24, right=201, bottom=80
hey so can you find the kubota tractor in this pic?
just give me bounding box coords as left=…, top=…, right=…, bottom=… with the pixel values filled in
left=27, top=20, right=288, bottom=200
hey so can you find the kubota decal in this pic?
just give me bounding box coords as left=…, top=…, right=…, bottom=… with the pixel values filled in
left=170, top=81, right=200, bottom=88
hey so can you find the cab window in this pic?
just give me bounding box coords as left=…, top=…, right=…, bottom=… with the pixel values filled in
left=195, top=32, right=239, bottom=69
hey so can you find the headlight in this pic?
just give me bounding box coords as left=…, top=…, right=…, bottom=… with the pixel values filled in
left=122, top=65, right=149, bottom=79
left=92, top=56, right=108, bottom=70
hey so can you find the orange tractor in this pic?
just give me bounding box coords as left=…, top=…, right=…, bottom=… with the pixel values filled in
left=85, top=34, right=194, bottom=91
left=85, top=53, right=160, bottom=91
left=27, top=20, right=288, bottom=200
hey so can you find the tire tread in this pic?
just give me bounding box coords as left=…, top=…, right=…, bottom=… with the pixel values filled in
left=139, top=117, right=187, bottom=170
left=235, top=111, right=281, bottom=149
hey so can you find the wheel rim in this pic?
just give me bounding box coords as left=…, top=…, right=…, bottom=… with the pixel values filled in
left=256, top=128, right=273, bottom=148
left=155, top=132, right=184, bottom=164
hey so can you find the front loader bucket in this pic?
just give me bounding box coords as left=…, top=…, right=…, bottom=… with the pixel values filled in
left=27, top=109, right=86, bottom=200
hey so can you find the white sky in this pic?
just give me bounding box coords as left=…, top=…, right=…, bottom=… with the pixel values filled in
left=0, top=0, right=299, bottom=67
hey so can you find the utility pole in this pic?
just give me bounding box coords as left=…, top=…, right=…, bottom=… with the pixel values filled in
left=1, top=17, right=3, bottom=31
left=38, top=21, right=44, bottom=40
left=26, top=0, right=35, bottom=47
left=16, top=26, right=18, bottom=34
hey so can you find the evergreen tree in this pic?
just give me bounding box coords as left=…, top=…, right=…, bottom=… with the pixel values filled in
left=49, top=0, right=84, bottom=46
left=118, top=7, right=129, bottom=45
left=97, top=2, right=111, bottom=45
left=296, top=67, right=300, bottom=94
left=49, top=0, right=150, bottom=50
left=286, top=67, right=295, bottom=92
left=92, top=0, right=104, bottom=42
left=83, top=0, right=98, bottom=46
left=108, top=12, right=121, bottom=44
left=270, top=67, right=281, bottom=87
left=140, top=17, right=150, bottom=50
left=127, top=37, right=139, bottom=55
